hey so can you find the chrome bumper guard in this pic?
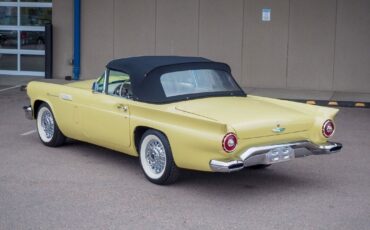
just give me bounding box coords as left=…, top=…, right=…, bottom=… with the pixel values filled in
left=210, top=141, right=342, bottom=173
left=23, top=105, right=33, bottom=120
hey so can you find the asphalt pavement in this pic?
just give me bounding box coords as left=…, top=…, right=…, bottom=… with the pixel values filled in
left=0, top=87, right=369, bottom=230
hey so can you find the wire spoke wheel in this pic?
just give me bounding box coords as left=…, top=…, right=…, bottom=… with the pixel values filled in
left=139, top=130, right=179, bottom=185
left=37, top=106, right=55, bottom=142
left=36, top=103, right=65, bottom=147
left=145, top=139, right=166, bottom=175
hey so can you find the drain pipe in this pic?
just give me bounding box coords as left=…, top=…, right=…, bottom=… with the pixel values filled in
left=73, top=0, right=81, bottom=80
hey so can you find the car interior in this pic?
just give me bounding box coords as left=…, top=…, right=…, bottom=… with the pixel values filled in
left=95, top=70, right=133, bottom=99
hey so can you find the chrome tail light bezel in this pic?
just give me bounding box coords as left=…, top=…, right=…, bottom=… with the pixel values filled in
left=222, top=132, right=238, bottom=153
left=322, top=119, right=335, bottom=138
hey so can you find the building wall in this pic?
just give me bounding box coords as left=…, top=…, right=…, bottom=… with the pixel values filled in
left=52, top=0, right=73, bottom=78
left=287, top=0, right=336, bottom=90
left=244, top=0, right=289, bottom=88
left=81, top=0, right=114, bottom=78
left=52, top=0, right=370, bottom=93
left=334, top=0, right=370, bottom=92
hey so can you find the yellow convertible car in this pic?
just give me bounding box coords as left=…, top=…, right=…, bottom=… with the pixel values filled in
left=24, top=56, right=342, bottom=185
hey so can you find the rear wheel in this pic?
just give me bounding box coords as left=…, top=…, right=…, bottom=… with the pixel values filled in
left=36, top=103, right=65, bottom=147
left=139, top=130, right=179, bottom=185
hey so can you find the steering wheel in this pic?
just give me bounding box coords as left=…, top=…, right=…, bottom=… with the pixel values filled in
left=113, top=80, right=131, bottom=98
left=113, top=83, right=124, bottom=97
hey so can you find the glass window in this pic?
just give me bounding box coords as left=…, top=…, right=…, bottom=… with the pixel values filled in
left=21, top=7, right=52, bottom=26
left=0, top=30, right=17, bottom=49
left=0, top=6, right=17, bottom=25
left=0, top=2, right=52, bottom=75
left=0, top=54, right=17, bottom=70
left=160, top=69, right=241, bottom=97
left=107, top=70, right=132, bottom=98
left=21, top=54, right=44, bottom=71
left=94, top=74, right=105, bottom=93
left=20, top=0, right=52, bottom=2
left=21, top=31, right=45, bottom=50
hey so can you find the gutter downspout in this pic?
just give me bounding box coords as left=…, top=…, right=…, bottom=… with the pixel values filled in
left=73, top=0, right=81, bottom=80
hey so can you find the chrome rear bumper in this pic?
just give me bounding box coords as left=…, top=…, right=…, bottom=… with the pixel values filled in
left=23, top=105, right=33, bottom=120
left=210, top=141, right=342, bottom=173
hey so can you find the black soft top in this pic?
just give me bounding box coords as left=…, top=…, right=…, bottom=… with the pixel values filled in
left=106, top=56, right=245, bottom=103
left=107, top=56, right=213, bottom=77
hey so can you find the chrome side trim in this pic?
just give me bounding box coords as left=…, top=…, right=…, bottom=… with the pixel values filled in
left=59, top=93, right=73, bottom=101
left=209, top=141, right=342, bottom=173
left=23, top=105, right=33, bottom=120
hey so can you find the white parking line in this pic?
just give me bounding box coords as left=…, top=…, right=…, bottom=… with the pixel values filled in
left=20, top=130, right=36, bottom=136
left=0, top=85, right=21, bottom=93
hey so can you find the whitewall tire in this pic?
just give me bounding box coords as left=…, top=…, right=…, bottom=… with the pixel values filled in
left=36, top=103, right=65, bottom=147
left=139, top=130, right=179, bottom=185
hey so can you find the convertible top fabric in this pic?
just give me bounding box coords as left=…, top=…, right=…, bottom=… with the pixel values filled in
left=107, top=56, right=212, bottom=77
left=106, top=56, right=245, bottom=103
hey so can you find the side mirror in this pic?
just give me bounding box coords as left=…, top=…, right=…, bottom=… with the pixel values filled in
left=92, top=81, right=99, bottom=93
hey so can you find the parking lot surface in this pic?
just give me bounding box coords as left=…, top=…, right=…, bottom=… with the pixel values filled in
left=0, top=87, right=369, bottom=230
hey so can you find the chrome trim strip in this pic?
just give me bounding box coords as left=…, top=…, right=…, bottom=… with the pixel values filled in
left=306, top=141, right=342, bottom=153
left=59, top=93, right=73, bottom=101
left=209, top=141, right=342, bottom=172
left=103, top=69, right=108, bottom=94
left=239, top=141, right=342, bottom=162
left=209, top=160, right=244, bottom=173
left=23, top=105, right=33, bottom=120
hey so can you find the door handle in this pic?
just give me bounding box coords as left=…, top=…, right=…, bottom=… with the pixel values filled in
left=117, top=104, right=128, bottom=112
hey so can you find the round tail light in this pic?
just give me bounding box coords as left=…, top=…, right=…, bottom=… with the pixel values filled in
left=222, top=133, right=238, bottom=153
left=322, top=119, right=335, bottom=138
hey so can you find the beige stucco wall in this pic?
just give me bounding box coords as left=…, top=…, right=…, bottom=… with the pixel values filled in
left=80, top=0, right=115, bottom=78
left=333, top=0, right=370, bottom=93
left=156, top=0, right=199, bottom=56
left=114, top=0, right=156, bottom=58
left=244, top=0, right=289, bottom=88
left=287, top=0, right=336, bottom=90
left=52, top=0, right=73, bottom=78
left=52, top=0, right=370, bottom=93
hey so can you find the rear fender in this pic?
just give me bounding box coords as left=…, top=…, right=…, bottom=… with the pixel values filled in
left=129, top=104, right=232, bottom=171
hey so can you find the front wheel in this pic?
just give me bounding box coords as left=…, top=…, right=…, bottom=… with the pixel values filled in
left=36, top=103, right=66, bottom=147
left=139, top=130, right=179, bottom=185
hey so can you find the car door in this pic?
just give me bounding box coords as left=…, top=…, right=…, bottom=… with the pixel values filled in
left=80, top=70, right=132, bottom=149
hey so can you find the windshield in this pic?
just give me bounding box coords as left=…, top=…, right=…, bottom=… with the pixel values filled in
left=160, top=69, right=242, bottom=97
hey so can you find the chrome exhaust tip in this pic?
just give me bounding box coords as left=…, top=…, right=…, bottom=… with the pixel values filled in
left=210, top=160, right=244, bottom=172
left=329, top=143, right=342, bottom=153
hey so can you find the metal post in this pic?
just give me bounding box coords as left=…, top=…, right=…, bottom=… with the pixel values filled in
left=45, top=23, right=53, bottom=79
left=73, top=0, right=81, bottom=80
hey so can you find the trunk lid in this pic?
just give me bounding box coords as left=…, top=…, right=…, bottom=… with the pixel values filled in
left=175, top=96, right=314, bottom=139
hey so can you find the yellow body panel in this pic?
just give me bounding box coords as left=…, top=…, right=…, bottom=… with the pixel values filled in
left=26, top=80, right=339, bottom=172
